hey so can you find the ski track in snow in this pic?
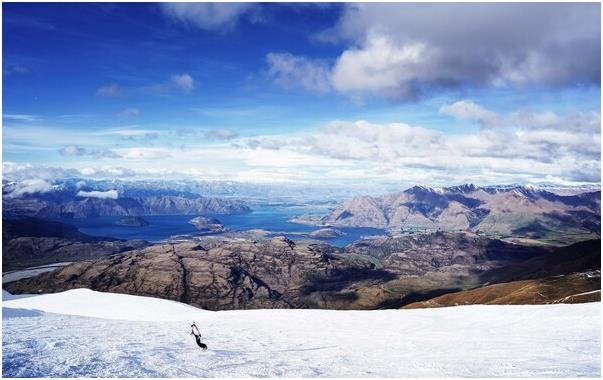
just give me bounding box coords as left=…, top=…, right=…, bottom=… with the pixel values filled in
left=2, top=289, right=601, bottom=377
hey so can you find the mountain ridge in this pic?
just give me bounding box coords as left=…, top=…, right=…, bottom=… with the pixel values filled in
left=315, top=184, right=600, bottom=243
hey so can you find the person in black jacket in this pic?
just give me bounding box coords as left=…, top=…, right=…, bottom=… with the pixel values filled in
left=190, top=322, right=207, bottom=350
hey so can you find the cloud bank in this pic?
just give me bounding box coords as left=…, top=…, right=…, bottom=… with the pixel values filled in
left=160, top=3, right=257, bottom=31
left=5, top=99, right=596, bottom=187
left=76, top=190, right=119, bottom=200
left=268, top=3, right=600, bottom=99
left=4, top=179, right=54, bottom=198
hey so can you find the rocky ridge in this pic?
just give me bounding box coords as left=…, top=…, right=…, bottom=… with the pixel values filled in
left=5, top=228, right=600, bottom=310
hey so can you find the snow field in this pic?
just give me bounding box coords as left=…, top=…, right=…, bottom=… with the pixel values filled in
left=3, top=289, right=601, bottom=377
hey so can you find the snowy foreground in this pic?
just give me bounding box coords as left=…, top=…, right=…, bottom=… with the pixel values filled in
left=2, top=289, right=601, bottom=377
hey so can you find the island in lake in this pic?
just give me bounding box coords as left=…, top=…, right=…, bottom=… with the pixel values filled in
left=188, top=216, right=225, bottom=234
left=116, top=217, right=150, bottom=227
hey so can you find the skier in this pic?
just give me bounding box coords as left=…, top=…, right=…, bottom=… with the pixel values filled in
left=190, top=322, right=208, bottom=350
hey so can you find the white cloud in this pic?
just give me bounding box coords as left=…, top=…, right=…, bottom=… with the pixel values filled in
left=233, top=108, right=600, bottom=184
left=171, top=73, right=194, bottom=93
left=160, top=3, right=256, bottom=31
left=76, top=190, right=119, bottom=200
left=95, top=84, right=124, bottom=97
left=439, top=100, right=500, bottom=126
left=272, top=3, right=599, bottom=100
left=4, top=179, right=54, bottom=198
left=331, top=34, right=426, bottom=98
left=266, top=35, right=430, bottom=97
left=58, top=145, right=120, bottom=159
left=59, top=145, right=86, bottom=156
left=441, top=100, right=601, bottom=139
left=266, top=53, right=331, bottom=93
left=3, top=102, right=599, bottom=186
left=204, top=129, right=239, bottom=140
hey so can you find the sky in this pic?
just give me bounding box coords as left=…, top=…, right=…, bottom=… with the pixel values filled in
left=2, top=2, right=601, bottom=188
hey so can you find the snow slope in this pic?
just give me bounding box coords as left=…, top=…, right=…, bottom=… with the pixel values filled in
left=3, top=289, right=601, bottom=377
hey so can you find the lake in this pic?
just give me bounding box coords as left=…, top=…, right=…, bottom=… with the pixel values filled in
left=60, top=204, right=384, bottom=247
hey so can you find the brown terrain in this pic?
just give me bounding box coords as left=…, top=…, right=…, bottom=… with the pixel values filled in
left=5, top=220, right=600, bottom=310
left=404, top=272, right=601, bottom=308
left=4, top=237, right=395, bottom=310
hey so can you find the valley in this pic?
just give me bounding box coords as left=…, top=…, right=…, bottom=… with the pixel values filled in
left=2, top=181, right=601, bottom=312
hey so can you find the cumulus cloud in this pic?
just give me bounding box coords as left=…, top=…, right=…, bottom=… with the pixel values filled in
left=2, top=162, right=227, bottom=183
left=441, top=99, right=601, bottom=136
left=204, top=129, right=240, bottom=140
left=2, top=162, right=142, bottom=182
left=234, top=107, right=601, bottom=184
left=4, top=101, right=599, bottom=186
left=4, top=179, right=54, bottom=198
left=59, top=145, right=86, bottom=156
left=76, top=189, right=119, bottom=200
left=439, top=100, right=500, bottom=126
left=160, top=3, right=257, bottom=31
left=58, top=145, right=120, bottom=159
left=330, top=34, right=427, bottom=98
left=266, top=53, right=331, bottom=93
left=171, top=73, right=194, bottom=93
left=270, top=3, right=600, bottom=99
left=95, top=83, right=124, bottom=97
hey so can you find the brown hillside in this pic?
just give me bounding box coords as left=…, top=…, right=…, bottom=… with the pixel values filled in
left=403, top=271, right=600, bottom=308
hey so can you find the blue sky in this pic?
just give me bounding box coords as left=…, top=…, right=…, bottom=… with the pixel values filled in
left=3, top=3, right=601, bottom=187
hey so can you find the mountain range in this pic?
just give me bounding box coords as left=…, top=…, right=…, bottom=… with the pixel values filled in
left=3, top=185, right=250, bottom=219
left=316, top=184, right=600, bottom=243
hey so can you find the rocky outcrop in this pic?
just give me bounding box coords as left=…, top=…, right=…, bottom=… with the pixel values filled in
left=4, top=237, right=394, bottom=310
left=344, top=231, right=548, bottom=275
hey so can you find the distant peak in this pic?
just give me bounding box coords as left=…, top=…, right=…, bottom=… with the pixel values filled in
left=444, top=184, right=479, bottom=193
left=405, top=185, right=444, bottom=194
